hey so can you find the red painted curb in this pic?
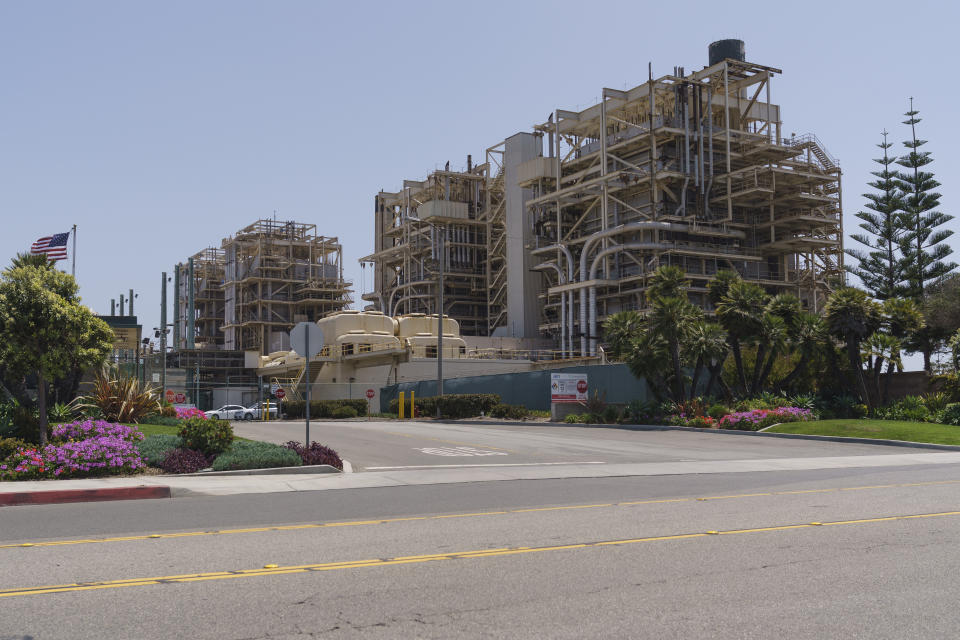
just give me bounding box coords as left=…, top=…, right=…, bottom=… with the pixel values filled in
left=0, top=486, right=172, bottom=507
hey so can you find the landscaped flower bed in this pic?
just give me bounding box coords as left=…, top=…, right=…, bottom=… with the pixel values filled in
left=0, top=419, right=145, bottom=480
left=718, top=407, right=813, bottom=431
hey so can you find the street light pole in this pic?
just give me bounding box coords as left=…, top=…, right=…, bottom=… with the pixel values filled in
left=406, top=215, right=446, bottom=418
left=436, top=227, right=444, bottom=419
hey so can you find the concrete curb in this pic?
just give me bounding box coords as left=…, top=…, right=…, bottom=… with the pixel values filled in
left=0, top=486, right=171, bottom=507
left=436, top=419, right=960, bottom=452
left=180, top=464, right=342, bottom=477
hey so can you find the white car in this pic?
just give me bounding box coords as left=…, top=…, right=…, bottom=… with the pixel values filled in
left=204, top=404, right=249, bottom=421
left=246, top=402, right=280, bottom=420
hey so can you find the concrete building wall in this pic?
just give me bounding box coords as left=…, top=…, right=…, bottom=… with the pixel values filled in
left=504, top=132, right=541, bottom=338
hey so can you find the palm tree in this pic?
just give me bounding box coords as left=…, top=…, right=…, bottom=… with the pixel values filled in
left=715, top=280, right=768, bottom=394
left=648, top=296, right=702, bottom=401
left=647, top=265, right=689, bottom=301
left=778, top=312, right=826, bottom=393
left=707, top=269, right=741, bottom=307
left=862, top=332, right=903, bottom=406
left=683, top=321, right=728, bottom=399
left=825, top=287, right=883, bottom=410
left=602, top=311, right=645, bottom=361
left=752, top=313, right=788, bottom=394
left=623, top=330, right=672, bottom=402
left=7, top=252, right=53, bottom=272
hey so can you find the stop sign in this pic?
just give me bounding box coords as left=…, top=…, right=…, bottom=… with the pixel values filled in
left=165, top=390, right=175, bottom=402
left=366, top=388, right=375, bottom=399
left=275, top=388, right=286, bottom=399
left=175, top=393, right=186, bottom=404
left=576, top=380, right=588, bottom=393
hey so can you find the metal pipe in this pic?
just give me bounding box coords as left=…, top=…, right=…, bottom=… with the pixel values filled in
left=534, top=262, right=566, bottom=358
left=674, top=87, right=690, bottom=216
left=187, top=257, right=195, bottom=349
left=706, top=85, right=714, bottom=216
left=587, top=243, right=661, bottom=355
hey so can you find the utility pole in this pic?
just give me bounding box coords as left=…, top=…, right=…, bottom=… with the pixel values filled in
left=160, top=271, right=168, bottom=398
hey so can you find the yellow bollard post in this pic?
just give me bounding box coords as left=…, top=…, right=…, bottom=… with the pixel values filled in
left=399, top=391, right=405, bottom=419
left=410, top=391, right=415, bottom=419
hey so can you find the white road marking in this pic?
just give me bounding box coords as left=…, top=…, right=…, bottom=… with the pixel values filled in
left=415, top=446, right=509, bottom=457
left=365, top=462, right=607, bottom=470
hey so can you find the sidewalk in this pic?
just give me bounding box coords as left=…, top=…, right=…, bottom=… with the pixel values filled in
left=5, top=451, right=960, bottom=506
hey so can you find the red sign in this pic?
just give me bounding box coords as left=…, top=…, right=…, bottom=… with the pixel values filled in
left=175, top=393, right=186, bottom=404
left=366, top=388, right=375, bottom=399
left=274, top=388, right=286, bottom=399
left=165, top=390, right=175, bottom=402
left=576, top=380, right=588, bottom=394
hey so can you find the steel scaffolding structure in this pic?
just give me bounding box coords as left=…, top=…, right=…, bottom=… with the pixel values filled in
left=362, top=41, right=843, bottom=355
left=362, top=161, right=493, bottom=336
left=530, top=49, right=843, bottom=355
left=219, top=219, right=353, bottom=354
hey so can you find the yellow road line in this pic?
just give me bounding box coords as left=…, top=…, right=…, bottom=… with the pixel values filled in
left=4, top=509, right=960, bottom=599
left=5, top=478, right=960, bottom=551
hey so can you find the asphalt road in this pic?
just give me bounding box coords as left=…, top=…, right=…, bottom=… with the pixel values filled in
left=5, top=461, right=960, bottom=638
left=232, top=418, right=909, bottom=471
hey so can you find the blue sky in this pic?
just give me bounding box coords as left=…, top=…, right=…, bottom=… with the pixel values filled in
left=2, top=1, right=958, bottom=366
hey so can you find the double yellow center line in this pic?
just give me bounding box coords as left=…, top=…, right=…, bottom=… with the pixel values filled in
left=3, top=509, right=960, bottom=598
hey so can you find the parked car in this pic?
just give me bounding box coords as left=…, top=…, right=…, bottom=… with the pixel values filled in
left=204, top=404, right=248, bottom=421
left=245, top=401, right=280, bottom=420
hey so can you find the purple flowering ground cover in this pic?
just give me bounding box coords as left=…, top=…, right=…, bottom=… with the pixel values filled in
left=0, top=419, right=145, bottom=481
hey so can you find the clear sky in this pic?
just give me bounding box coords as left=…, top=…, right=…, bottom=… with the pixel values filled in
left=2, top=0, right=958, bottom=365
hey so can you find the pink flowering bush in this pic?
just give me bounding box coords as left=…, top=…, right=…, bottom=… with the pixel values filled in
left=719, top=407, right=813, bottom=431
left=175, top=407, right=207, bottom=420
left=0, top=419, right=145, bottom=481
left=52, top=419, right=144, bottom=443
left=0, top=447, right=47, bottom=480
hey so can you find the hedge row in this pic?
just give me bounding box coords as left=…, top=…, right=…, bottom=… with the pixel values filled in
left=388, top=394, right=501, bottom=419
left=282, top=399, right=368, bottom=419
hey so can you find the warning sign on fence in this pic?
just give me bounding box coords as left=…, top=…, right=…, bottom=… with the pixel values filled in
left=550, top=373, right=588, bottom=404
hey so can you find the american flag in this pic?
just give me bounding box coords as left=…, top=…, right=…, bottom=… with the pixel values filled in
left=30, top=232, right=70, bottom=261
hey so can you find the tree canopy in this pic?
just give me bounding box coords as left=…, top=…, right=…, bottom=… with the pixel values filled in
left=0, top=264, right=112, bottom=444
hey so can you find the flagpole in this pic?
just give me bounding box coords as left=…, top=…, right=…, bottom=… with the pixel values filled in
left=71, top=224, right=76, bottom=278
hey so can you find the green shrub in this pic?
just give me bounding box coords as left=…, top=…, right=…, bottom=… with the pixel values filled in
left=490, top=404, right=529, bottom=420
left=211, top=440, right=303, bottom=472
left=602, top=405, right=621, bottom=424
left=935, top=403, right=960, bottom=426
left=687, top=416, right=717, bottom=429
left=178, top=417, right=234, bottom=456
left=282, top=399, right=368, bottom=419
left=924, top=392, right=951, bottom=414
left=388, top=394, right=500, bottom=419
left=144, top=415, right=181, bottom=427
left=707, top=405, right=730, bottom=420
left=564, top=414, right=582, bottom=424
left=331, top=406, right=358, bottom=419
left=882, top=396, right=930, bottom=422
left=528, top=409, right=550, bottom=419
left=0, top=437, right=29, bottom=461
left=139, top=434, right=181, bottom=467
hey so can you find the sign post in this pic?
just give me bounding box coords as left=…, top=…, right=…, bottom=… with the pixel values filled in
left=366, top=388, right=375, bottom=421
left=290, top=322, right=323, bottom=445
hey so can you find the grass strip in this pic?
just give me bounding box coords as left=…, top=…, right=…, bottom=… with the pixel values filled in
left=768, top=419, right=960, bottom=446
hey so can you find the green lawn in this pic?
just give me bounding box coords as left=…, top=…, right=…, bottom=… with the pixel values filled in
left=132, top=423, right=252, bottom=441
left=768, top=419, right=960, bottom=446
left=134, top=423, right=181, bottom=437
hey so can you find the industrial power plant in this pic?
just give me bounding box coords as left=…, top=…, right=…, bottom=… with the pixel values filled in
left=146, top=40, right=843, bottom=408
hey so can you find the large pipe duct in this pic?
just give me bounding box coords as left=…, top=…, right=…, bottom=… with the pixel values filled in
left=587, top=243, right=665, bottom=355
left=576, top=222, right=745, bottom=355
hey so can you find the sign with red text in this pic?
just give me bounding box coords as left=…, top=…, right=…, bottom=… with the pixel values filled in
left=550, top=373, right=588, bottom=404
